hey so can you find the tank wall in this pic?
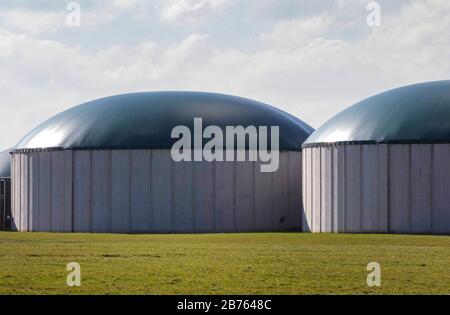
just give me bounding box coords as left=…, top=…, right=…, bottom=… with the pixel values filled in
left=11, top=149, right=303, bottom=233
left=303, top=144, right=450, bottom=234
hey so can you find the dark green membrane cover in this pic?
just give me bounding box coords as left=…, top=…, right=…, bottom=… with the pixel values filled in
left=303, top=80, right=450, bottom=147
left=14, top=92, right=313, bottom=151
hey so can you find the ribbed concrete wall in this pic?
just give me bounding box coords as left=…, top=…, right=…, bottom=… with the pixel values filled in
left=11, top=149, right=303, bottom=233
left=0, top=179, right=11, bottom=230
left=303, top=144, right=450, bottom=234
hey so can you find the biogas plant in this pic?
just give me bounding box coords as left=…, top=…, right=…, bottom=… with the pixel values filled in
left=1, top=81, right=450, bottom=235
left=6, top=92, right=312, bottom=233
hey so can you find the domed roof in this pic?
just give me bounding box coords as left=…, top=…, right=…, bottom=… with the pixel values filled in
left=0, top=149, right=10, bottom=178
left=303, top=81, right=450, bottom=147
left=14, top=92, right=313, bottom=152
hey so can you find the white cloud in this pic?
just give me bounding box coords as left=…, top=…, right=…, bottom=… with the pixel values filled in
left=0, top=1, right=143, bottom=35
left=113, top=0, right=140, bottom=10
left=259, top=16, right=331, bottom=49
left=0, top=10, right=64, bottom=35
left=161, top=0, right=232, bottom=23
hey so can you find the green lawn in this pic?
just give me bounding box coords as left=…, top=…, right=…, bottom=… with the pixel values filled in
left=0, top=231, right=449, bottom=294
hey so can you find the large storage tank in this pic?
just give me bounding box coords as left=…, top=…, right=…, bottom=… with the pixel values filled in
left=11, top=92, right=313, bottom=233
left=302, top=81, right=450, bottom=235
left=0, top=149, right=11, bottom=230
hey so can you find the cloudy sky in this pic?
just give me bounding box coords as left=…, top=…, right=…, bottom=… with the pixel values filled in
left=1, top=0, right=449, bottom=149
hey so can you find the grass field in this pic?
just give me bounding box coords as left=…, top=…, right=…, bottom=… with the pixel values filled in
left=0, top=231, right=449, bottom=294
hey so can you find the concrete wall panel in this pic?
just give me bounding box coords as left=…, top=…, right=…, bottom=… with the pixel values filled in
left=273, top=152, right=289, bottom=231
left=14, top=153, right=20, bottom=231
left=288, top=151, right=302, bottom=231
left=304, top=143, right=450, bottom=235
left=12, top=148, right=304, bottom=234
left=307, top=148, right=314, bottom=232
left=361, top=145, right=378, bottom=232
left=111, top=151, right=130, bottom=233
left=312, top=148, right=321, bottom=232
left=130, top=150, right=151, bottom=232
left=432, top=144, right=450, bottom=234
left=29, top=153, right=39, bottom=231
left=345, top=145, right=361, bottom=232
left=10, top=155, right=15, bottom=230
left=333, top=145, right=346, bottom=232
left=320, top=148, right=332, bottom=232
left=73, top=151, right=91, bottom=232
left=172, top=160, right=194, bottom=233
left=12, top=154, right=17, bottom=230
left=193, top=160, right=214, bottom=233
left=13, top=154, right=19, bottom=230
left=38, top=152, right=51, bottom=232
left=302, top=149, right=310, bottom=232
left=20, top=154, right=28, bottom=231
left=410, top=144, right=432, bottom=233
left=215, top=160, right=236, bottom=232
left=51, top=151, right=66, bottom=232
left=254, top=160, right=272, bottom=231
left=235, top=153, right=255, bottom=232
left=151, top=150, right=172, bottom=233
left=377, top=144, right=389, bottom=233
left=389, top=145, right=410, bottom=233
left=91, top=150, right=111, bottom=233
left=64, top=151, right=73, bottom=231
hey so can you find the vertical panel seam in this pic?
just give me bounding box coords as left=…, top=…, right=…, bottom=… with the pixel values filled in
left=330, top=147, right=334, bottom=233
left=310, top=148, right=313, bottom=231
left=408, top=145, right=412, bottom=234
left=213, top=160, right=216, bottom=232
left=27, top=154, right=30, bottom=231
left=37, top=154, right=40, bottom=231
left=360, top=146, right=363, bottom=232
left=234, top=159, right=239, bottom=232
left=252, top=159, right=255, bottom=232
left=149, top=150, right=153, bottom=233
left=287, top=153, right=291, bottom=231
left=49, top=152, right=53, bottom=232
left=70, top=151, right=73, bottom=232
left=270, top=159, right=276, bottom=230
left=192, top=158, right=195, bottom=233
left=128, top=151, right=131, bottom=233
left=376, top=145, right=380, bottom=232
left=19, top=154, right=21, bottom=230
left=298, top=151, right=302, bottom=231
left=170, top=152, right=174, bottom=232
left=88, top=151, right=92, bottom=232
left=430, top=144, right=434, bottom=233
left=319, top=148, right=322, bottom=233
left=343, top=146, right=347, bottom=232
left=387, top=145, right=390, bottom=233
left=108, top=150, right=112, bottom=233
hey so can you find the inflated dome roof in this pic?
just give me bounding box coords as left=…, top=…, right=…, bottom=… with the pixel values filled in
left=14, top=92, right=313, bottom=151
left=303, top=80, right=450, bottom=147
left=0, top=149, right=10, bottom=178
